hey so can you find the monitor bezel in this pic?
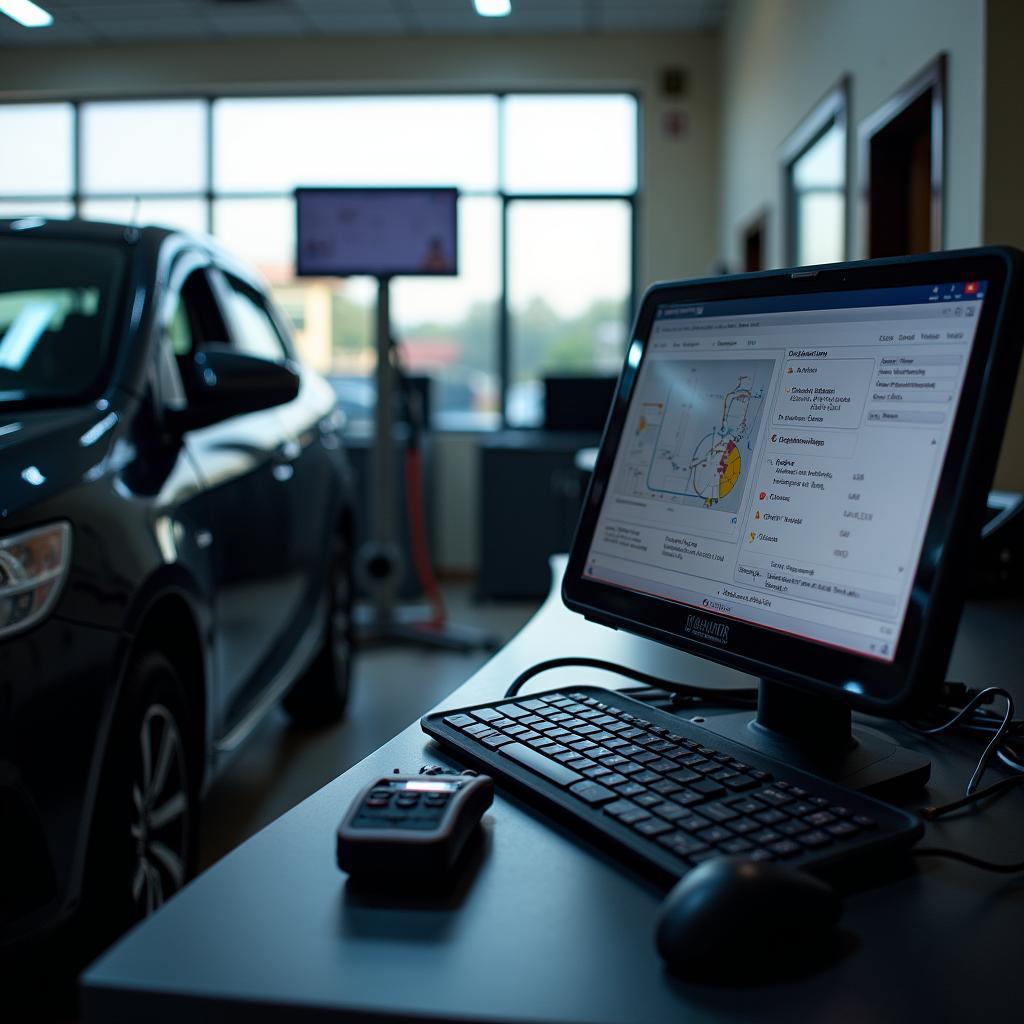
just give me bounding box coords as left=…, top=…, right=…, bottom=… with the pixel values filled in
left=294, top=186, right=459, bottom=278
left=562, top=248, right=1022, bottom=717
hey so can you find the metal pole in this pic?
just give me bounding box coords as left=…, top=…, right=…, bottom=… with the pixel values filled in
left=371, top=274, right=398, bottom=626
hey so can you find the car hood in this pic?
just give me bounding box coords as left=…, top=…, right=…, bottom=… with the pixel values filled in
left=0, top=405, right=122, bottom=522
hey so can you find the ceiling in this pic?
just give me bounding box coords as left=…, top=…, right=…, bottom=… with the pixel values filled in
left=0, top=0, right=727, bottom=47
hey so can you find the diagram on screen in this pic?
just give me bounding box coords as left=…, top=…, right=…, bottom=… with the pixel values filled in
left=618, top=359, right=773, bottom=512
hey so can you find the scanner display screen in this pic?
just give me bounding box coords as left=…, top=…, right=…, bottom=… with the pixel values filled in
left=402, top=781, right=461, bottom=793
left=582, top=281, right=987, bottom=661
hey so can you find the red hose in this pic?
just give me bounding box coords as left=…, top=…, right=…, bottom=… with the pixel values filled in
left=404, top=446, right=446, bottom=630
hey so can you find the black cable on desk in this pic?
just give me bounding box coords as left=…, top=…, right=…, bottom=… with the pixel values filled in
left=502, top=656, right=757, bottom=706
left=903, top=686, right=1019, bottom=796
left=912, top=847, right=1024, bottom=874
left=920, top=776, right=1024, bottom=820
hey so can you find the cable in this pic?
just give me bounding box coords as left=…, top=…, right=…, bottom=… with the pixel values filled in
left=920, top=775, right=1024, bottom=820
left=903, top=687, right=1017, bottom=795
left=391, top=336, right=448, bottom=631
left=503, top=656, right=757, bottom=705
left=912, top=847, right=1024, bottom=874
left=403, top=444, right=446, bottom=630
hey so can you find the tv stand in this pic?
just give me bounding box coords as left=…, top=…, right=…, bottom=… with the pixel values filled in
left=688, top=678, right=930, bottom=799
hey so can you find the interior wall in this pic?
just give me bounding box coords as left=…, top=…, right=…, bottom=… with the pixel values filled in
left=718, top=0, right=1023, bottom=491
left=983, top=0, right=1024, bottom=489
left=0, top=31, right=720, bottom=571
left=718, top=0, right=986, bottom=269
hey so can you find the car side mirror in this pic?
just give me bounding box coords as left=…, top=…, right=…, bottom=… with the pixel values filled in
left=168, top=344, right=301, bottom=433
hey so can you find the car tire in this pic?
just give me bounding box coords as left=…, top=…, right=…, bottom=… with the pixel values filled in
left=282, top=531, right=354, bottom=727
left=82, top=650, right=200, bottom=949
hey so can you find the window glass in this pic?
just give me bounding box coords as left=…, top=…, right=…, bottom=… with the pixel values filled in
left=213, top=197, right=293, bottom=274
left=0, top=238, right=126, bottom=406
left=788, top=120, right=845, bottom=266
left=392, top=196, right=501, bottom=425
left=503, top=95, right=637, bottom=194
left=213, top=196, right=376, bottom=377
left=81, top=198, right=208, bottom=234
left=0, top=103, right=73, bottom=196
left=167, top=299, right=193, bottom=357
left=81, top=100, right=207, bottom=194
left=214, top=96, right=498, bottom=193
left=220, top=277, right=288, bottom=361
left=507, top=200, right=631, bottom=426
left=0, top=201, right=75, bottom=220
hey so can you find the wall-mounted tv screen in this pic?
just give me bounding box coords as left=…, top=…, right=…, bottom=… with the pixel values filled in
left=295, top=187, right=458, bottom=277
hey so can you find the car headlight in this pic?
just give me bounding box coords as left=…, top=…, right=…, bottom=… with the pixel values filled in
left=0, top=522, right=72, bottom=639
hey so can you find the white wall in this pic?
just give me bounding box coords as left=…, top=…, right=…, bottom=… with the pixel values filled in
left=718, top=0, right=1023, bottom=491
left=0, top=31, right=722, bottom=571
left=983, top=0, right=1024, bottom=489
left=718, top=0, right=986, bottom=268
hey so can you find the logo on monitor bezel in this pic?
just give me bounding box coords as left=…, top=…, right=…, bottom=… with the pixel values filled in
left=684, top=613, right=730, bottom=646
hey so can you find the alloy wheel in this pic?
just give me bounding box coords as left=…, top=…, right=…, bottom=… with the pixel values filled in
left=129, top=703, right=190, bottom=916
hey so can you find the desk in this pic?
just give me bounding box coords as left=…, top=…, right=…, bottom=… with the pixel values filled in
left=83, top=559, right=1024, bottom=1023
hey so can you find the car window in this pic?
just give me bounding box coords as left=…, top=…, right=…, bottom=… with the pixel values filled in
left=158, top=265, right=233, bottom=410
left=219, top=275, right=288, bottom=362
left=0, top=237, right=126, bottom=409
left=173, top=267, right=228, bottom=357
left=167, top=298, right=192, bottom=357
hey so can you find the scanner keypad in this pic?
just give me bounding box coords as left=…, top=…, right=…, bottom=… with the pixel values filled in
left=351, top=779, right=461, bottom=831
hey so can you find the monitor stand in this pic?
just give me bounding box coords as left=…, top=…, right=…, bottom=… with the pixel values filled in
left=688, top=678, right=930, bottom=800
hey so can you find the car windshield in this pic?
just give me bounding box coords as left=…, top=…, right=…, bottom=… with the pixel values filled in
left=0, top=235, right=127, bottom=409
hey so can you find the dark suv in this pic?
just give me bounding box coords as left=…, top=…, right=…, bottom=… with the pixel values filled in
left=0, top=218, right=355, bottom=951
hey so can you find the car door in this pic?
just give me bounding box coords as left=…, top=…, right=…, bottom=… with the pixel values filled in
left=165, top=256, right=293, bottom=727
left=210, top=270, right=340, bottom=663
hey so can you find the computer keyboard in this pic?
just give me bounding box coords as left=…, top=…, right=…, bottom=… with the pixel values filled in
left=421, top=686, right=924, bottom=883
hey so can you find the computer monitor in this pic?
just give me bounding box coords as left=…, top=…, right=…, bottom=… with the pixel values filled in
left=563, top=248, right=1022, bottom=795
left=294, top=187, right=458, bottom=278
left=543, top=375, right=618, bottom=432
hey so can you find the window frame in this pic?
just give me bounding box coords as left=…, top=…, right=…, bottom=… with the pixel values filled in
left=0, top=90, right=641, bottom=429
left=779, top=77, right=851, bottom=268
left=212, top=268, right=292, bottom=363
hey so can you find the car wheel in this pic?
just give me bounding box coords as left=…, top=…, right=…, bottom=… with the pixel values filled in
left=282, top=531, right=354, bottom=726
left=83, top=650, right=199, bottom=947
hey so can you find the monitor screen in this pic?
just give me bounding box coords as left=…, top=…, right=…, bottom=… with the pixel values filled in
left=564, top=252, right=1020, bottom=714
left=295, top=188, right=458, bottom=277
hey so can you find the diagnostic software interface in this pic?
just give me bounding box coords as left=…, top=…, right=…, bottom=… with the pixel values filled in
left=584, top=281, right=987, bottom=661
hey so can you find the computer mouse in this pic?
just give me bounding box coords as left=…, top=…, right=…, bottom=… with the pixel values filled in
left=655, top=856, right=842, bottom=979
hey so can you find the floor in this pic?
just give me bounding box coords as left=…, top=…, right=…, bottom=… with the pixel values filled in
left=199, top=585, right=540, bottom=871
left=2, top=585, right=538, bottom=1023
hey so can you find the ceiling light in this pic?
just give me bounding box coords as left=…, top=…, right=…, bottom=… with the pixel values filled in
left=474, top=0, right=511, bottom=17
left=0, top=1, right=53, bottom=28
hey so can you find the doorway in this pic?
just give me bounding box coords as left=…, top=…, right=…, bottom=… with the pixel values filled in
left=860, top=56, right=946, bottom=257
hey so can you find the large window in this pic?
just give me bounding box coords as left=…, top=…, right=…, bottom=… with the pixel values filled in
left=0, top=94, right=638, bottom=428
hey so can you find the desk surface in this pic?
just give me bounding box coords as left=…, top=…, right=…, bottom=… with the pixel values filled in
left=83, top=561, right=1024, bottom=1023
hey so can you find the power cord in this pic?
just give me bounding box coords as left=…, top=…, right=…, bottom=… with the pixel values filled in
left=911, top=847, right=1024, bottom=874
left=902, top=686, right=1024, bottom=874
left=919, top=775, right=1024, bottom=820
left=502, top=656, right=757, bottom=707
left=902, top=686, right=1022, bottom=805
